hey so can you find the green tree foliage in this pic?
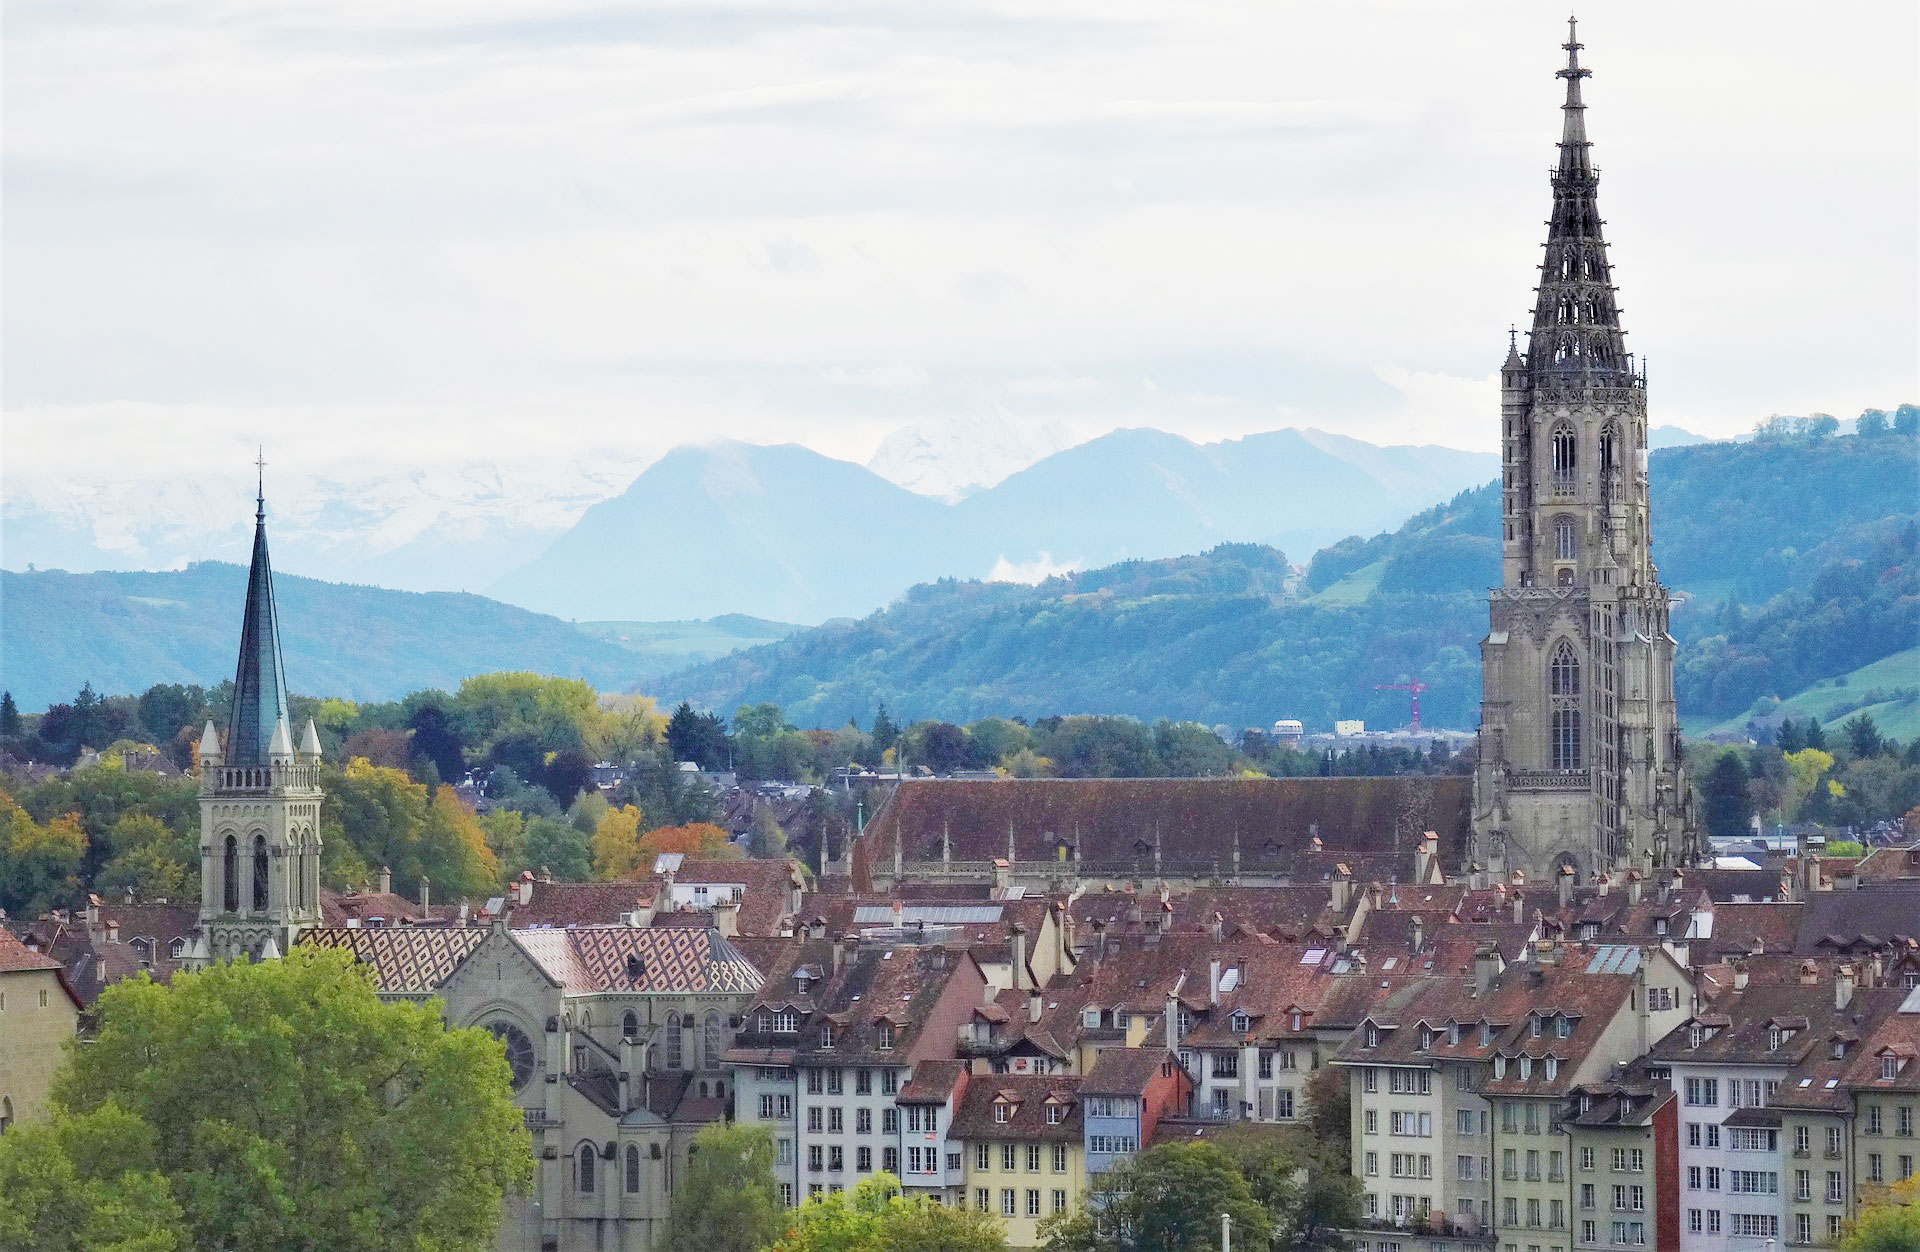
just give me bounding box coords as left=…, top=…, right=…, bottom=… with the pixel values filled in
left=1206, top=1124, right=1362, bottom=1252
left=0, top=1100, right=190, bottom=1252
left=0, top=791, right=89, bottom=917
left=666, top=702, right=733, bottom=770
left=1702, top=751, right=1754, bottom=841
left=666, top=1123, right=785, bottom=1252
left=51, top=946, right=530, bottom=1252
left=1846, top=713, right=1888, bottom=759
left=771, top=1173, right=1006, bottom=1252
left=94, top=812, right=199, bottom=903
left=522, top=814, right=593, bottom=881
left=1041, top=1143, right=1269, bottom=1252
left=0, top=690, right=20, bottom=738
left=1842, top=1176, right=1920, bottom=1250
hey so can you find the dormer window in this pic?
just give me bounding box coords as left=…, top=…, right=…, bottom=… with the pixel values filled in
left=1555, top=1016, right=1572, bottom=1039
left=772, top=1010, right=798, bottom=1033
left=1494, top=1056, right=1507, bottom=1079
left=1833, top=1041, right=1847, bottom=1060
left=821, top=1024, right=837, bottom=1049
left=1546, top=1057, right=1559, bottom=1080
left=1083, top=1008, right=1102, bottom=1029
left=1291, top=1011, right=1303, bottom=1032
left=877, top=1022, right=896, bottom=1051
left=1882, top=1055, right=1899, bottom=1080
left=1689, top=1025, right=1704, bottom=1050
left=1366, top=1024, right=1380, bottom=1048
left=1520, top=1056, right=1533, bottom=1080
left=1655, top=918, right=1668, bottom=936
left=1529, top=1015, right=1542, bottom=1038
left=1418, top=1027, right=1433, bottom=1052
left=1046, top=1105, right=1064, bottom=1124
left=1480, top=1023, right=1493, bottom=1047
left=1448, top=1023, right=1460, bottom=1046
left=1230, top=1012, right=1252, bottom=1034
left=1579, top=1092, right=1592, bottom=1113
left=1768, top=1027, right=1782, bottom=1051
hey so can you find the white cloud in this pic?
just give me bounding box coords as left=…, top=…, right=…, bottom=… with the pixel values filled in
left=2, top=0, right=1912, bottom=537
left=988, top=552, right=1079, bottom=585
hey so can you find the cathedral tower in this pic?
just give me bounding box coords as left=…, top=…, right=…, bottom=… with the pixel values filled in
left=1471, top=20, right=1696, bottom=882
left=194, top=468, right=324, bottom=962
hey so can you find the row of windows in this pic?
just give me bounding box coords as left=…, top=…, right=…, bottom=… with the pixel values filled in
left=804, top=1106, right=901, bottom=1135
left=805, top=1144, right=895, bottom=1174
left=803, top=1069, right=901, bottom=1096
left=973, top=1188, right=1068, bottom=1218
left=972, top=1143, right=1071, bottom=1173
left=0, top=990, right=53, bottom=1011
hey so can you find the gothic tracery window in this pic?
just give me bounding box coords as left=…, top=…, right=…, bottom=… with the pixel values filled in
left=1599, top=424, right=1619, bottom=477
left=703, top=1012, right=724, bottom=1070
left=663, top=1013, right=683, bottom=1069
left=1554, top=516, right=1577, bottom=561
left=578, top=1144, right=597, bottom=1194
left=1551, top=425, right=1577, bottom=490
left=1550, top=641, right=1583, bottom=771
left=626, top=1145, right=642, bottom=1193
left=223, top=835, right=239, bottom=913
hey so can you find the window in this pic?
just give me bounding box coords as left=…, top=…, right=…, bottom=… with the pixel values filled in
left=1796, top=1168, right=1812, bottom=1200
left=856, top=1108, right=871, bottom=1135
left=809, top=1145, right=823, bottom=1171
left=1706, top=1168, right=1721, bottom=1191
left=829, top=1146, right=843, bottom=1172
left=828, top=1108, right=842, bottom=1134
left=1870, top=1105, right=1883, bottom=1135
left=250, top=834, right=269, bottom=911
left=1730, top=1214, right=1779, bottom=1239
left=882, top=1071, right=899, bottom=1095
left=1797, top=1213, right=1814, bottom=1245
left=1550, top=424, right=1577, bottom=482
left=1214, top=1051, right=1238, bottom=1078
left=780, top=1183, right=795, bottom=1208
left=876, top=1022, right=895, bottom=1050
left=625, top=1145, right=641, bottom=1193
left=827, top=1071, right=843, bottom=1095
left=1366, top=1151, right=1378, bottom=1177
left=1001, top=1189, right=1016, bottom=1217
left=772, top=1009, right=798, bottom=1033
left=1025, top=1144, right=1041, bottom=1173
left=1555, top=515, right=1576, bottom=560
left=1365, top=1110, right=1378, bottom=1135
left=578, top=1144, right=597, bottom=1194
left=974, top=1189, right=989, bottom=1213
left=1870, top=1153, right=1884, bottom=1183
left=1684, top=1077, right=1718, bottom=1107
left=1052, top=1144, right=1068, bottom=1172
left=1549, top=641, right=1582, bottom=771
left=1458, top=1155, right=1475, bottom=1181
left=1580, top=1146, right=1595, bottom=1171
left=1902, top=1106, right=1914, bottom=1137
left=1457, top=1110, right=1475, bottom=1135
left=1613, top=1148, right=1645, bottom=1172
left=1828, top=1126, right=1844, bottom=1156
left=820, top=1024, right=836, bottom=1049
left=1002, top=1145, right=1017, bottom=1171
left=623, top=1010, right=639, bottom=1040
left=664, top=1013, right=684, bottom=1069
left=222, top=835, right=239, bottom=912
left=855, top=1069, right=872, bottom=1095
left=1729, top=1171, right=1777, bottom=1195
left=1046, top=1104, right=1063, bottom=1125
left=1729, top=1128, right=1777, bottom=1152
left=807, top=1107, right=823, bottom=1133
left=1688, top=1167, right=1701, bottom=1190
left=1827, top=1170, right=1844, bottom=1202
left=857, top=1146, right=871, bottom=1173
left=1052, top=1189, right=1067, bottom=1214
left=975, top=1144, right=989, bottom=1170
left=1026, top=1189, right=1041, bottom=1217
left=1580, top=1183, right=1595, bottom=1210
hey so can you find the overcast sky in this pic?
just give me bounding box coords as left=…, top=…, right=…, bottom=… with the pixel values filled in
left=6, top=1, right=1915, bottom=502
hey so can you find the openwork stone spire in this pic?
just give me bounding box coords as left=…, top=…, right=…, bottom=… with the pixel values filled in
left=1528, top=15, right=1635, bottom=385
left=225, top=452, right=291, bottom=767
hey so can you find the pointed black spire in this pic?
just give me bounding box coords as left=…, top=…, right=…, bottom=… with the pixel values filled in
left=226, top=452, right=290, bottom=767
left=1527, top=15, right=1634, bottom=385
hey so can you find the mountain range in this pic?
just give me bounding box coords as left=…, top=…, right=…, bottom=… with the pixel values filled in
left=488, top=427, right=1498, bottom=622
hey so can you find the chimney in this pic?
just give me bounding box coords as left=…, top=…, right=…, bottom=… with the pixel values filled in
left=1010, top=923, right=1029, bottom=992
left=1558, top=865, right=1575, bottom=909
left=1027, top=989, right=1043, bottom=1024
left=1165, top=973, right=1187, bottom=1050
left=993, top=858, right=1012, bottom=894
left=1626, top=872, right=1643, bottom=907
left=891, top=899, right=904, bottom=930
left=1598, top=875, right=1609, bottom=899
left=1157, top=900, right=1174, bottom=935
left=713, top=898, right=740, bottom=938
left=516, top=872, right=535, bottom=907
left=1732, top=961, right=1749, bottom=991
left=1414, top=832, right=1439, bottom=884
left=1837, top=964, right=1856, bottom=1010
left=1209, top=959, right=1222, bottom=1006
left=1124, top=890, right=1142, bottom=927
left=418, top=876, right=430, bottom=915
left=539, top=865, right=554, bottom=884
left=1090, top=918, right=1108, bottom=963
left=1474, top=945, right=1498, bottom=996
left=379, top=866, right=392, bottom=896
left=1411, top=916, right=1425, bottom=953
left=1330, top=864, right=1352, bottom=913
left=834, top=934, right=856, bottom=975
left=1207, top=911, right=1224, bottom=943
left=1513, top=892, right=1525, bottom=925
left=105, top=920, right=119, bottom=944
left=1799, top=960, right=1819, bottom=986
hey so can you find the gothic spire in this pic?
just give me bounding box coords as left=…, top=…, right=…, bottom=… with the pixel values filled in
left=1527, top=15, right=1634, bottom=385
left=225, top=453, right=291, bottom=767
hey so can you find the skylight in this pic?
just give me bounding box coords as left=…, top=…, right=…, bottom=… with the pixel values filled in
left=1302, top=948, right=1326, bottom=965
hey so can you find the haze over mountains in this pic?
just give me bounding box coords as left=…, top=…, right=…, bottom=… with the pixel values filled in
left=489, top=427, right=1498, bottom=622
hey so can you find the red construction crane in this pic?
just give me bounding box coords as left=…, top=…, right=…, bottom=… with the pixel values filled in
left=1375, top=677, right=1430, bottom=734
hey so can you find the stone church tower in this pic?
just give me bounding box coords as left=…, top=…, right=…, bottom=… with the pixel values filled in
left=190, top=474, right=324, bottom=963
left=1471, top=21, right=1696, bottom=883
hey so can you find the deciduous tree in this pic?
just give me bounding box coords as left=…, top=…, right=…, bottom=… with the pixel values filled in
left=1040, top=1144, right=1268, bottom=1252
left=666, top=1123, right=784, bottom=1252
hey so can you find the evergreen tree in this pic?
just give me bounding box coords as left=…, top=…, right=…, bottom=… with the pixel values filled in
left=870, top=704, right=900, bottom=756
left=1805, top=717, right=1828, bottom=751
left=1845, top=713, right=1888, bottom=760
left=1702, top=752, right=1754, bottom=841
left=748, top=802, right=787, bottom=859
left=1777, top=718, right=1805, bottom=753
left=0, top=691, right=18, bottom=739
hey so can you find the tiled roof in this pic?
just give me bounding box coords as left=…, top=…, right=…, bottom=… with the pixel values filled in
left=509, top=881, right=658, bottom=928
left=790, top=944, right=975, bottom=1065
left=898, top=1059, right=969, bottom=1104
left=513, top=926, right=764, bottom=995
left=1685, top=868, right=1789, bottom=903
left=302, top=927, right=489, bottom=994
left=857, top=776, right=1471, bottom=881
left=1705, top=902, right=1805, bottom=959
left=1797, top=889, right=1920, bottom=954
left=1649, top=982, right=1877, bottom=1067
left=1083, top=1047, right=1179, bottom=1096
left=0, top=926, right=61, bottom=973
left=320, top=889, right=425, bottom=926
left=659, top=858, right=801, bottom=936
left=948, top=1073, right=1083, bottom=1142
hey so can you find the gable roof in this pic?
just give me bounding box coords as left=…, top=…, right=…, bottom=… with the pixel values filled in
left=301, top=926, right=489, bottom=994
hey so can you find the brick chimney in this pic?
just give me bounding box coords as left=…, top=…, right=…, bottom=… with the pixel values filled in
left=379, top=865, right=392, bottom=895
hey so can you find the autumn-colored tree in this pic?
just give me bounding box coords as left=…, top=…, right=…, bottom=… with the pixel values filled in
left=342, top=728, right=413, bottom=771
left=1782, top=748, right=1837, bottom=821
left=0, top=791, right=88, bottom=917
left=636, top=821, right=738, bottom=864
left=322, top=759, right=499, bottom=899
left=591, top=804, right=648, bottom=879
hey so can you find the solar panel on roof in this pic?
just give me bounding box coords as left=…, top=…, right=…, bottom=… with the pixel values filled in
left=852, top=905, right=1005, bottom=925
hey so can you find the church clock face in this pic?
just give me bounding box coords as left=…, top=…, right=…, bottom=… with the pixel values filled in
left=487, top=1021, right=536, bottom=1090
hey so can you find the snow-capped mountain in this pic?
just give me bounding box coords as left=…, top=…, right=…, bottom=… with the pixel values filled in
left=865, top=407, right=1080, bottom=501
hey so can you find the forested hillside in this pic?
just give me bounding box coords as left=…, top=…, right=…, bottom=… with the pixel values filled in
left=658, top=430, right=1919, bottom=732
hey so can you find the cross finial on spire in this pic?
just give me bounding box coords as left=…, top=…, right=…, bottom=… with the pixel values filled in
left=255, top=447, right=267, bottom=520
left=1559, top=14, right=1590, bottom=86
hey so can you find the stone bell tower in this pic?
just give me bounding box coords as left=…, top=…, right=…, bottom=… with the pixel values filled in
left=191, top=463, right=324, bottom=964
left=1471, top=19, right=1696, bottom=883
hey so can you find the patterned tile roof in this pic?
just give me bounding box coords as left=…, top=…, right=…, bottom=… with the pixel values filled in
left=512, top=926, right=764, bottom=995
left=301, top=926, right=488, bottom=994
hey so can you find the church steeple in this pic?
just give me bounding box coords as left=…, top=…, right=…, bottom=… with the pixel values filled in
left=225, top=452, right=290, bottom=768
left=1527, top=15, right=1635, bottom=386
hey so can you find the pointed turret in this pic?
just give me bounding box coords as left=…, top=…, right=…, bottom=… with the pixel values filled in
left=198, top=719, right=223, bottom=763
left=300, top=717, right=322, bottom=761
left=225, top=466, right=291, bottom=767
left=1527, top=15, right=1635, bottom=385
left=269, top=715, right=294, bottom=761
